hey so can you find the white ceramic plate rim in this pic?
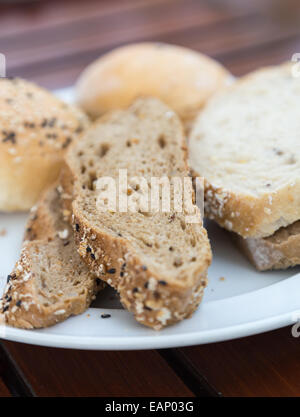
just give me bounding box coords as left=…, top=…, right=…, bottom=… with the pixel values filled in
left=1, top=271, right=299, bottom=350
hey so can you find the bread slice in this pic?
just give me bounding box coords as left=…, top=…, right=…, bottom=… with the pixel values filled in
left=189, top=63, right=300, bottom=239
left=63, top=97, right=212, bottom=330
left=234, top=220, right=300, bottom=271
left=0, top=185, right=104, bottom=329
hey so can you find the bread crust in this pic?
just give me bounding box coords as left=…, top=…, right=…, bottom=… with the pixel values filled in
left=1, top=185, right=103, bottom=329
left=76, top=42, right=231, bottom=128
left=0, top=77, right=88, bottom=211
left=72, top=205, right=210, bottom=330
left=64, top=97, right=212, bottom=329
left=190, top=63, right=300, bottom=238
left=202, top=180, right=300, bottom=239
left=233, top=220, right=300, bottom=271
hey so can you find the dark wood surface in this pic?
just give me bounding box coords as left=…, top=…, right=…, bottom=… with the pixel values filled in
left=180, top=327, right=300, bottom=397
left=0, top=0, right=300, bottom=397
left=0, top=378, right=10, bottom=397
left=3, top=341, right=194, bottom=397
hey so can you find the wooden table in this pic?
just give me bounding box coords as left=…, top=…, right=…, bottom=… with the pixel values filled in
left=1, top=0, right=300, bottom=397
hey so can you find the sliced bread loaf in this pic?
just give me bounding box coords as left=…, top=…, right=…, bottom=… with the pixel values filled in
left=189, top=63, right=300, bottom=239
left=234, top=220, right=300, bottom=271
left=1, top=185, right=104, bottom=329
left=63, top=97, right=212, bottom=330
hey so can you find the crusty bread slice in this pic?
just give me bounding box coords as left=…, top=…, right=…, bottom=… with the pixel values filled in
left=189, top=63, right=300, bottom=239
left=234, top=220, right=300, bottom=271
left=63, top=97, right=212, bottom=330
left=0, top=185, right=104, bottom=329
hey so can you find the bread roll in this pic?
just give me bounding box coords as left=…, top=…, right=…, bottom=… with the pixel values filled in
left=0, top=77, right=88, bottom=211
left=76, top=42, right=231, bottom=128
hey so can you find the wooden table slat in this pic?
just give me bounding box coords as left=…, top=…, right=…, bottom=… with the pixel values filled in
left=0, top=378, right=10, bottom=397
left=0, top=0, right=260, bottom=72
left=4, top=342, right=194, bottom=397
left=180, top=327, right=300, bottom=397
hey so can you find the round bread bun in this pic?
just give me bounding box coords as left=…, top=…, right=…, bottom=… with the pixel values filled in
left=0, top=77, right=89, bottom=212
left=76, top=42, right=231, bottom=128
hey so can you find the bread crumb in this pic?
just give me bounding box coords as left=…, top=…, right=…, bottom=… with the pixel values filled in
left=219, top=276, right=225, bottom=282
left=264, top=207, right=272, bottom=215
left=0, top=228, right=7, bottom=236
left=58, top=229, right=69, bottom=239
left=54, top=309, right=66, bottom=315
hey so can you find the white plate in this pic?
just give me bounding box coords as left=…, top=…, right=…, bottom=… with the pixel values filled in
left=0, top=87, right=299, bottom=350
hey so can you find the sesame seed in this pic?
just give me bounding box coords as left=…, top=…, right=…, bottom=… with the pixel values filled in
left=101, top=314, right=111, bottom=319
left=86, top=246, right=92, bottom=253
left=75, top=223, right=80, bottom=232
left=2, top=131, right=16, bottom=144
left=62, top=137, right=72, bottom=149
left=48, top=117, right=57, bottom=127
left=75, top=126, right=83, bottom=134
left=107, top=268, right=116, bottom=274
left=141, top=265, right=147, bottom=271
left=16, top=300, right=22, bottom=307
left=158, top=280, right=167, bottom=286
left=90, top=253, right=96, bottom=260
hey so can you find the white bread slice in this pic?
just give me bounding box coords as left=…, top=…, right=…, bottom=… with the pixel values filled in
left=1, top=185, right=104, bottom=329
left=189, top=63, right=300, bottom=239
left=63, top=97, right=212, bottom=330
left=234, top=220, right=300, bottom=271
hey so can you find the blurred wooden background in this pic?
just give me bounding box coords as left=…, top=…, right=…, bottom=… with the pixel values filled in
left=1, top=0, right=300, bottom=397
left=1, top=0, right=300, bottom=88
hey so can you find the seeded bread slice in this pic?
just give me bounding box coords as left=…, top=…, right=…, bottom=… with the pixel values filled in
left=63, top=97, right=212, bottom=330
left=189, top=63, right=300, bottom=239
left=234, top=220, right=300, bottom=271
left=0, top=185, right=104, bottom=329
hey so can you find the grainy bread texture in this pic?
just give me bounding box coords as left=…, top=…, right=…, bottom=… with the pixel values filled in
left=0, top=185, right=103, bottom=329
left=0, top=77, right=88, bottom=211
left=63, top=97, right=212, bottom=330
left=76, top=42, right=231, bottom=130
left=189, top=63, right=300, bottom=239
left=234, top=221, right=300, bottom=271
